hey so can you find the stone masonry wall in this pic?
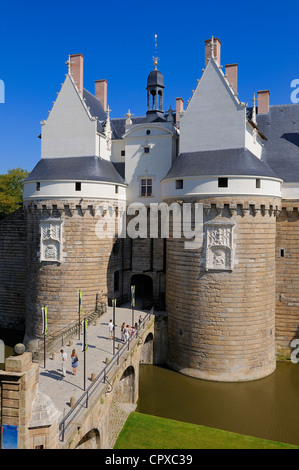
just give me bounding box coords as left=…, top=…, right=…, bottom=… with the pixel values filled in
left=0, top=208, right=27, bottom=330
left=275, top=202, right=299, bottom=360
left=165, top=196, right=280, bottom=382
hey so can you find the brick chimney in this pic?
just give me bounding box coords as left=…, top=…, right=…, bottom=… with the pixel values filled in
left=204, top=37, right=221, bottom=67
left=95, top=80, right=107, bottom=111
left=257, top=90, right=270, bottom=114
left=225, top=64, right=238, bottom=93
left=176, top=97, right=184, bottom=123
left=70, top=54, right=84, bottom=95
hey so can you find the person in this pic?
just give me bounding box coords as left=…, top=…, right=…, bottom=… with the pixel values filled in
left=121, top=322, right=125, bottom=342
left=108, top=319, right=114, bottom=339
left=60, top=349, right=67, bottom=377
left=71, top=349, right=79, bottom=376
left=124, top=325, right=130, bottom=342
left=138, top=315, right=143, bottom=326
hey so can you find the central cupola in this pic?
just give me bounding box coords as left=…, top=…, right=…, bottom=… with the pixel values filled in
left=146, top=35, right=165, bottom=120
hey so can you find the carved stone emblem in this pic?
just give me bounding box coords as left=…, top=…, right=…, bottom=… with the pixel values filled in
left=40, top=220, right=63, bottom=262
left=205, top=223, right=234, bottom=271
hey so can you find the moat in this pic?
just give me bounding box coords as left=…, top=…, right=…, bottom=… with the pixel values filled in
left=2, top=328, right=299, bottom=447
left=137, top=362, right=299, bottom=447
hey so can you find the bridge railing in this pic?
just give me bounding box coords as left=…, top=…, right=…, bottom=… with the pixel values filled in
left=32, top=302, right=107, bottom=362
left=59, top=307, right=154, bottom=443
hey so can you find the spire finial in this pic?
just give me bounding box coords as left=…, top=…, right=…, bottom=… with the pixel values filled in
left=153, top=34, right=159, bottom=70
left=251, top=93, right=257, bottom=124
left=209, top=36, right=215, bottom=59
left=65, top=55, right=73, bottom=74
left=125, top=109, right=134, bottom=125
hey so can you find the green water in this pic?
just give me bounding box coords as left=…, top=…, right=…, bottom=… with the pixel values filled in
left=137, top=362, right=299, bottom=446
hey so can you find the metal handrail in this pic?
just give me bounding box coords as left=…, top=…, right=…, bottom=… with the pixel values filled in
left=59, top=307, right=154, bottom=442
left=32, top=302, right=106, bottom=360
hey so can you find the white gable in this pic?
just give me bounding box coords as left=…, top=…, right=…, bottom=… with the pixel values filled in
left=41, top=74, right=98, bottom=158
left=179, top=58, right=247, bottom=153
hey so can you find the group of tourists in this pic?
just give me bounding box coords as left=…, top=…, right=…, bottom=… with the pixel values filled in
left=109, top=315, right=143, bottom=343
left=120, top=315, right=143, bottom=342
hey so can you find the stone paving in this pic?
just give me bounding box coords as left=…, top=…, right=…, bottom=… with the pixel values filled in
left=38, top=301, right=147, bottom=420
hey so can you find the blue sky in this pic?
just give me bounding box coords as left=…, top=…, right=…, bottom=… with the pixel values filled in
left=0, top=0, right=298, bottom=174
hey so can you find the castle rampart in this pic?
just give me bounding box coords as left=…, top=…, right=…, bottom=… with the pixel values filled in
left=165, top=196, right=279, bottom=381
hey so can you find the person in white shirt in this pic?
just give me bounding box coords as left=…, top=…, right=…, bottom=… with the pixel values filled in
left=108, top=319, right=114, bottom=340
left=60, top=349, right=67, bottom=377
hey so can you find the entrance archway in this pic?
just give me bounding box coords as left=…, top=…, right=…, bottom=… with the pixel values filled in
left=131, top=274, right=153, bottom=309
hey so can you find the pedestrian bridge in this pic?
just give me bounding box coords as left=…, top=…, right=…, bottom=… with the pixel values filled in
left=0, top=303, right=168, bottom=449
left=58, top=309, right=156, bottom=449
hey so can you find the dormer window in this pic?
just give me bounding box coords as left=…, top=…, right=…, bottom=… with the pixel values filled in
left=144, top=146, right=150, bottom=154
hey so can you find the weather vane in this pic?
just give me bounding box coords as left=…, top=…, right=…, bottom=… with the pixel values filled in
left=153, top=34, right=159, bottom=70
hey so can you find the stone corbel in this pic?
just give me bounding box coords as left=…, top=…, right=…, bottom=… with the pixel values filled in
left=238, top=204, right=249, bottom=216
left=228, top=204, right=237, bottom=216
left=274, top=207, right=281, bottom=217
left=215, top=204, right=223, bottom=215
left=203, top=205, right=212, bottom=216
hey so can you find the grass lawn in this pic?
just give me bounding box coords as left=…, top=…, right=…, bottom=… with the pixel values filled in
left=114, top=412, right=299, bottom=449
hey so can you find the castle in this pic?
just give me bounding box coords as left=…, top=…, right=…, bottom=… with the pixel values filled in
left=1, top=36, right=299, bottom=382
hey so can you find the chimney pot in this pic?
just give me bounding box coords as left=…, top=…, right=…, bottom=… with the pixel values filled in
left=257, top=90, right=270, bottom=114
left=204, top=38, right=221, bottom=67
left=225, top=64, right=238, bottom=93
left=95, top=79, right=107, bottom=111
left=70, top=54, right=84, bottom=95
left=176, top=97, right=184, bottom=123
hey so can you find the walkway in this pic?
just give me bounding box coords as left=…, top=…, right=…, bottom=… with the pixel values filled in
left=38, top=302, right=147, bottom=420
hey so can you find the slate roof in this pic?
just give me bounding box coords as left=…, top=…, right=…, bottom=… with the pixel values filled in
left=257, top=104, right=299, bottom=182
left=111, top=116, right=148, bottom=140
left=83, top=89, right=106, bottom=134
left=147, top=69, right=165, bottom=88
left=163, top=147, right=280, bottom=180
left=24, top=156, right=125, bottom=185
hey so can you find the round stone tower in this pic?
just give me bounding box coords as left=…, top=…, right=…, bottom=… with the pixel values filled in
left=162, top=147, right=282, bottom=381
left=23, top=157, right=126, bottom=344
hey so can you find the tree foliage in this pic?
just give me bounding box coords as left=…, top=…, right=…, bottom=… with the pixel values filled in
left=0, top=168, right=29, bottom=219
